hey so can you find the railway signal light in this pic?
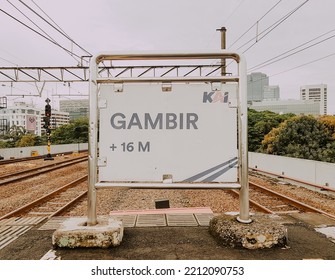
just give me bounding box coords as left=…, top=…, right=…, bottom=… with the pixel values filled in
left=44, top=98, right=54, bottom=161
left=45, top=104, right=51, bottom=117
left=45, top=98, right=51, bottom=117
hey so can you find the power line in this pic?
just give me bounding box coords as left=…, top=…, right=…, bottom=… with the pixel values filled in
left=248, top=29, right=335, bottom=72
left=223, top=0, right=246, bottom=26
left=0, top=56, right=18, bottom=66
left=270, top=52, right=335, bottom=77
left=211, top=1, right=304, bottom=70
left=6, top=0, right=81, bottom=64
left=0, top=8, right=83, bottom=61
left=21, top=0, right=92, bottom=57
left=238, top=0, right=310, bottom=53
left=229, top=0, right=283, bottom=49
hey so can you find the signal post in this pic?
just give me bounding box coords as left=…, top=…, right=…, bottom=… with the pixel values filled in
left=43, top=98, right=54, bottom=161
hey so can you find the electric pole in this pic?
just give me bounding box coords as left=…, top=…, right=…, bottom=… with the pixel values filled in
left=216, top=26, right=227, bottom=76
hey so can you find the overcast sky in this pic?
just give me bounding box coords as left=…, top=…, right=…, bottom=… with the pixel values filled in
left=0, top=0, right=334, bottom=113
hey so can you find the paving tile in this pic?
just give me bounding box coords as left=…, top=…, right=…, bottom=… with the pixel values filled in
left=0, top=225, right=31, bottom=250
left=136, top=214, right=166, bottom=227
left=0, top=218, right=16, bottom=226
left=5, top=216, right=47, bottom=226
left=0, top=235, right=18, bottom=250
left=110, top=215, right=137, bottom=228
left=166, top=214, right=198, bottom=227
left=315, top=226, right=335, bottom=241
left=40, top=249, right=61, bottom=260
left=194, top=213, right=214, bottom=226
left=38, top=217, right=67, bottom=230
left=290, top=213, right=335, bottom=227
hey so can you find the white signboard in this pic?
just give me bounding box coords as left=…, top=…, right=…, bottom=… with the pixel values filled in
left=98, top=83, right=238, bottom=183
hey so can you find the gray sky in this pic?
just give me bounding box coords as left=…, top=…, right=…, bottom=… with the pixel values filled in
left=0, top=0, right=334, bottom=113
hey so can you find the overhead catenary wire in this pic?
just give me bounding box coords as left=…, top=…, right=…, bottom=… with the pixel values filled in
left=270, top=51, right=335, bottom=77
left=229, top=0, right=283, bottom=49
left=0, top=55, right=18, bottom=66
left=248, top=29, right=335, bottom=72
left=208, top=0, right=282, bottom=68
left=5, top=0, right=81, bottom=65
left=0, top=4, right=87, bottom=97
left=213, top=0, right=310, bottom=74
left=246, top=51, right=335, bottom=86
left=238, top=0, right=310, bottom=53
left=223, top=0, right=246, bottom=26
left=21, top=0, right=92, bottom=58
left=0, top=8, right=83, bottom=62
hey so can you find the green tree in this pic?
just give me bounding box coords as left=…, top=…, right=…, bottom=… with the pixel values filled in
left=0, top=140, right=10, bottom=148
left=51, top=117, right=89, bottom=144
left=15, top=134, right=43, bottom=147
left=248, top=109, right=294, bottom=151
left=0, top=125, right=27, bottom=147
left=7, top=125, right=26, bottom=141
left=260, top=115, right=335, bottom=163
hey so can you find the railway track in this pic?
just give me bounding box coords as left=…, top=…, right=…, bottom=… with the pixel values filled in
left=230, top=181, right=335, bottom=220
left=0, top=150, right=88, bottom=166
left=0, top=155, right=334, bottom=222
left=0, top=155, right=87, bottom=186
left=0, top=175, right=87, bottom=221
left=250, top=167, right=335, bottom=193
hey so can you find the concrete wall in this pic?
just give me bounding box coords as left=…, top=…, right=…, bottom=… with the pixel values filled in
left=1, top=146, right=333, bottom=191
left=249, top=152, right=335, bottom=190
left=0, top=143, right=88, bottom=159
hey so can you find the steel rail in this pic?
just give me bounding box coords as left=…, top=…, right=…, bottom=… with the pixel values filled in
left=0, top=157, right=87, bottom=186
left=229, top=189, right=275, bottom=214
left=249, top=181, right=335, bottom=220
left=0, top=175, right=87, bottom=220
left=49, top=190, right=87, bottom=218
left=0, top=155, right=88, bottom=180
left=250, top=167, right=335, bottom=193
left=0, top=150, right=88, bottom=165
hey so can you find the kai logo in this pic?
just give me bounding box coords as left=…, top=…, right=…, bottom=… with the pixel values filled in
left=203, top=91, right=229, bottom=103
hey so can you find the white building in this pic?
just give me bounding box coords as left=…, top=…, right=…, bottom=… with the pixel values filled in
left=0, top=102, right=70, bottom=136
left=249, top=99, right=321, bottom=115
left=0, top=102, right=42, bottom=135
left=263, top=85, right=280, bottom=100
left=300, top=84, right=327, bottom=115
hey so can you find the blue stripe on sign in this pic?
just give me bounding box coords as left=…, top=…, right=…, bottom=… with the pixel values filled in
left=182, top=157, right=238, bottom=182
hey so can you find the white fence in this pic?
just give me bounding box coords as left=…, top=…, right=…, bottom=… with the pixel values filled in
left=0, top=143, right=88, bottom=159
left=249, top=152, right=335, bottom=190
left=0, top=146, right=333, bottom=190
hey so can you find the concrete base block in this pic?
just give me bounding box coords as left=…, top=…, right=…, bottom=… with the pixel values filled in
left=209, top=214, right=288, bottom=249
left=52, top=216, right=124, bottom=248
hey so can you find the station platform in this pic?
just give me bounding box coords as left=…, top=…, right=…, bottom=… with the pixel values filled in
left=0, top=209, right=335, bottom=260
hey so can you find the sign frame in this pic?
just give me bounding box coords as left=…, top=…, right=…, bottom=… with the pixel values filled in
left=88, top=51, right=250, bottom=225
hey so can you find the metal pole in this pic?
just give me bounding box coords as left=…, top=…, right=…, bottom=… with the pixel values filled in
left=216, top=27, right=227, bottom=76
left=87, top=57, right=98, bottom=226
left=236, top=54, right=251, bottom=223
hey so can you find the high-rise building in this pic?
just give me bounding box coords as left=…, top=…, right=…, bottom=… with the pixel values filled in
left=59, top=99, right=89, bottom=120
left=247, top=72, right=269, bottom=102
left=263, top=85, right=280, bottom=100
left=300, top=84, right=327, bottom=115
